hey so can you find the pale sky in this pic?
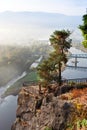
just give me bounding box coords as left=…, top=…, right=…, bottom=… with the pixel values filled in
left=0, top=0, right=87, bottom=15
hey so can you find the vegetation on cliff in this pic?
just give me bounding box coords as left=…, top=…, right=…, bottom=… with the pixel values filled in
left=60, top=87, right=87, bottom=130
left=79, top=13, right=87, bottom=48
left=11, top=83, right=87, bottom=130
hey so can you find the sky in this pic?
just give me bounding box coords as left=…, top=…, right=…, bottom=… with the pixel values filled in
left=0, top=0, right=87, bottom=15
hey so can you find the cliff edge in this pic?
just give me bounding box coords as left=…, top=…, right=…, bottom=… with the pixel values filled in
left=11, top=85, right=87, bottom=130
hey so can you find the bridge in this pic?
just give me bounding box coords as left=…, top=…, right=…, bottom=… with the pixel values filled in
left=67, top=53, right=87, bottom=68
left=65, top=53, right=87, bottom=83
left=62, top=77, right=87, bottom=84
left=68, top=54, right=87, bottom=58
left=66, top=65, right=87, bottom=71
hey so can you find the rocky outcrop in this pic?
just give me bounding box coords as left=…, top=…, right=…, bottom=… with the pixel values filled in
left=11, top=85, right=87, bottom=130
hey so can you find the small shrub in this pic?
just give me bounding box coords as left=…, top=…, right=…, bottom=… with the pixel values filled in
left=60, top=93, right=72, bottom=100
left=44, top=126, right=52, bottom=130
left=60, top=95, right=69, bottom=100
left=68, top=81, right=76, bottom=86
left=71, top=89, right=83, bottom=98
left=77, top=119, right=87, bottom=129
left=70, top=88, right=87, bottom=99
left=67, top=119, right=87, bottom=130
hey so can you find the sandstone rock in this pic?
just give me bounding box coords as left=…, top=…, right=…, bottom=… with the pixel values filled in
left=12, top=85, right=87, bottom=130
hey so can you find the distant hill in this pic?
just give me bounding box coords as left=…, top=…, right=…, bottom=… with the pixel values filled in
left=0, top=11, right=83, bottom=45
left=0, top=11, right=82, bottom=27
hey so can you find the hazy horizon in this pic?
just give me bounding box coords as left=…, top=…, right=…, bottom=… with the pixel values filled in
left=0, top=11, right=83, bottom=45
left=0, top=0, right=87, bottom=15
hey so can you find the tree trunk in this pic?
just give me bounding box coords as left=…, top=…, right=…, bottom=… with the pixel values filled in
left=39, top=83, right=41, bottom=94
left=58, top=62, right=61, bottom=86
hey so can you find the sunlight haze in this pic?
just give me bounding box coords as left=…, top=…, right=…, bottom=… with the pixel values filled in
left=0, top=0, right=85, bottom=45
left=0, top=0, right=87, bottom=15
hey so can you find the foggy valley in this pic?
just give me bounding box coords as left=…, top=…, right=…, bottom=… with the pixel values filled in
left=0, top=11, right=83, bottom=87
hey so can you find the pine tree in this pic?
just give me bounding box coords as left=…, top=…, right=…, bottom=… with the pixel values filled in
left=49, top=30, right=71, bottom=85
left=37, top=30, right=71, bottom=88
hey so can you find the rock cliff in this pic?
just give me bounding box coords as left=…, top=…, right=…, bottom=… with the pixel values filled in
left=11, top=85, right=87, bottom=130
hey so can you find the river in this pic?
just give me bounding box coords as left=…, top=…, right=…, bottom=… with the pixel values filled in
left=0, top=71, right=27, bottom=130
left=0, top=47, right=87, bottom=130
left=0, top=71, right=27, bottom=97
left=0, top=95, right=17, bottom=130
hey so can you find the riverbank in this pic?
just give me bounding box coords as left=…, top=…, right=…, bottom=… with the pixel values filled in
left=0, top=71, right=27, bottom=98
left=3, top=71, right=39, bottom=97
left=3, top=64, right=66, bottom=98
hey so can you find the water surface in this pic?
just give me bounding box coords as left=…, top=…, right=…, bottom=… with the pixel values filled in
left=62, top=47, right=87, bottom=79
left=0, top=95, right=17, bottom=130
